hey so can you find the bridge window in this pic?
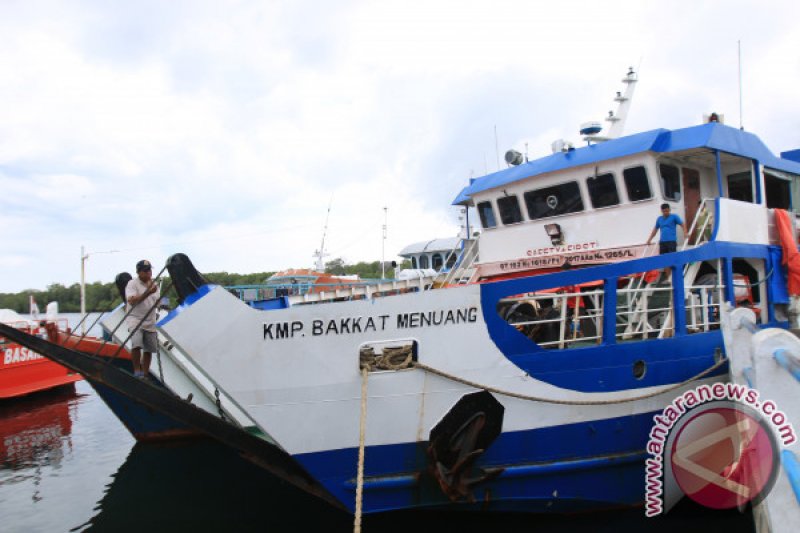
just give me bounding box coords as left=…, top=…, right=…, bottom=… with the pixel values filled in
left=623, top=166, right=652, bottom=201
left=497, top=195, right=523, bottom=225
left=446, top=251, right=457, bottom=269
left=524, top=181, right=584, bottom=220
left=765, top=172, right=791, bottom=209
left=411, top=257, right=418, bottom=269
left=587, top=173, right=620, bottom=208
left=727, top=171, right=754, bottom=203
left=477, top=201, right=497, bottom=229
left=432, top=253, right=444, bottom=270
left=419, top=255, right=429, bottom=269
left=659, top=164, right=681, bottom=201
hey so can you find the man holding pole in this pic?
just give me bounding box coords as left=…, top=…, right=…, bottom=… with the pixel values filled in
left=125, top=259, right=160, bottom=378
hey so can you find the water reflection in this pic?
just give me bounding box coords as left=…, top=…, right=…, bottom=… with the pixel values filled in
left=0, top=385, right=80, bottom=498
left=83, top=439, right=756, bottom=533
left=83, top=439, right=350, bottom=532
left=0, top=376, right=756, bottom=532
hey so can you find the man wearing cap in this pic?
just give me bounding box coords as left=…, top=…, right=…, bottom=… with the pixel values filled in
left=125, top=260, right=160, bottom=378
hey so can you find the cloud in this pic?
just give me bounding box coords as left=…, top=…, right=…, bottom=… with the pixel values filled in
left=0, top=0, right=798, bottom=292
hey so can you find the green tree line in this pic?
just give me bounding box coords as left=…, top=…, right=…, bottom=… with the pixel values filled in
left=0, top=259, right=409, bottom=313
left=0, top=271, right=276, bottom=313
left=324, top=258, right=409, bottom=278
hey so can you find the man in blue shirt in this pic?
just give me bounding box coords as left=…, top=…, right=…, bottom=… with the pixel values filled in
left=646, top=203, right=685, bottom=254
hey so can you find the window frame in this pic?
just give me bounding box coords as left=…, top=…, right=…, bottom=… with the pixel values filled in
left=497, top=194, right=524, bottom=225
left=446, top=251, right=457, bottom=269
left=477, top=200, right=498, bottom=229
left=586, top=172, right=621, bottom=209
left=523, top=181, right=585, bottom=220
left=622, top=164, right=653, bottom=202
left=658, top=163, right=682, bottom=202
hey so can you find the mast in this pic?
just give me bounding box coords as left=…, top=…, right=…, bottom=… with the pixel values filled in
left=581, top=67, right=639, bottom=143
left=605, top=67, right=638, bottom=139
left=381, top=207, right=388, bottom=279
left=313, top=197, right=333, bottom=272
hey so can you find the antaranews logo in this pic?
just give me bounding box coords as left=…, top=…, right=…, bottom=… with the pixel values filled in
left=644, top=382, right=796, bottom=517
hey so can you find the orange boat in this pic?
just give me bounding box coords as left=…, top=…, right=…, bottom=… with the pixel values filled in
left=0, top=310, right=82, bottom=399
left=43, top=321, right=132, bottom=360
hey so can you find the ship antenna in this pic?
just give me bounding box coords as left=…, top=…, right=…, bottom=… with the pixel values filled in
left=313, top=196, right=333, bottom=272
left=494, top=125, right=501, bottom=171
left=605, top=67, right=638, bottom=139
left=738, top=40, right=744, bottom=130
left=580, top=66, right=639, bottom=143
left=381, top=206, right=388, bottom=279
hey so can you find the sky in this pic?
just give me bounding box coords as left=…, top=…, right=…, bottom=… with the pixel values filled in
left=1, top=0, right=799, bottom=293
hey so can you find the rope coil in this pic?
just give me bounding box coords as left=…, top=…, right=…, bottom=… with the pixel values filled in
left=359, top=345, right=414, bottom=372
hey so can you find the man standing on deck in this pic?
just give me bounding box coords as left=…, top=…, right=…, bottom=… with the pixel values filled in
left=646, top=203, right=685, bottom=254
left=125, top=259, right=160, bottom=379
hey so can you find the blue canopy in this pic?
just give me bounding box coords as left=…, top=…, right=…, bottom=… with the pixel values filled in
left=453, top=123, right=800, bottom=205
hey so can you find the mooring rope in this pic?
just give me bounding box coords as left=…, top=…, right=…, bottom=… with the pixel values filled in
left=353, top=367, right=368, bottom=533
left=411, top=356, right=729, bottom=406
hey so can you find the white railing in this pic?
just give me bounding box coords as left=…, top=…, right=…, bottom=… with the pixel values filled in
left=503, top=282, right=724, bottom=350
left=680, top=197, right=715, bottom=252
left=287, top=275, right=436, bottom=305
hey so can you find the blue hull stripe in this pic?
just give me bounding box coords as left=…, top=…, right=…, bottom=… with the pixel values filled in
left=479, top=241, right=775, bottom=392
left=295, top=411, right=657, bottom=513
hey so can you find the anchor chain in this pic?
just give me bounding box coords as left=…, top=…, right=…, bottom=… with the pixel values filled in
left=214, top=387, right=227, bottom=421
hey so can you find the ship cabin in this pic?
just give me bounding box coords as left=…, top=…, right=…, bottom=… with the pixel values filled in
left=449, top=122, right=800, bottom=349
left=398, top=237, right=461, bottom=272
left=454, top=122, right=800, bottom=280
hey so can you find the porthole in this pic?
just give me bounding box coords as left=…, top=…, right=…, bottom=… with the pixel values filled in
left=633, top=360, right=646, bottom=380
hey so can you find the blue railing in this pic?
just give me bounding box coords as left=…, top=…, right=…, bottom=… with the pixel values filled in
left=783, top=450, right=800, bottom=506
left=774, top=349, right=800, bottom=383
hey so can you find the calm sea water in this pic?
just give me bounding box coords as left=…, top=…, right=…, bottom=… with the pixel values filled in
left=0, top=314, right=755, bottom=532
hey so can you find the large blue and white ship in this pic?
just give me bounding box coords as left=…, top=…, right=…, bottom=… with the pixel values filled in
left=149, top=69, right=800, bottom=514
left=4, top=69, right=799, bottom=517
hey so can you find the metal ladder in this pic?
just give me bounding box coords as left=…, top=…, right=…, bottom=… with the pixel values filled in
left=438, top=238, right=480, bottom=286
left=623, top=200, right=715, bottom=338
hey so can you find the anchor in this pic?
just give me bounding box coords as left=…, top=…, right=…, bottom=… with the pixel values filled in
left=427, top=391, right=504, bottom=502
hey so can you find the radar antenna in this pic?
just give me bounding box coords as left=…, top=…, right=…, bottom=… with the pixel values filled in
left=581, top=67, right=638, bottom=143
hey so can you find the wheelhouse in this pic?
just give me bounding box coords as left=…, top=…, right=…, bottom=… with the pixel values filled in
left=454, top=123, right=800, bottom=279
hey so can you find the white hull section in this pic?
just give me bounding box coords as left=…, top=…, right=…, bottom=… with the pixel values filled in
left=159, top=284, right=705, bottom=456
left=101, top=306, right=263, bottom=438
